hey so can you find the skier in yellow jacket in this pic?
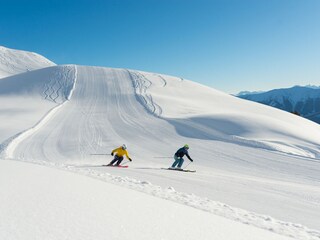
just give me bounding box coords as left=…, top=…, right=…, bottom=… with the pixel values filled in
left=107, top=144, right=132, bottom=166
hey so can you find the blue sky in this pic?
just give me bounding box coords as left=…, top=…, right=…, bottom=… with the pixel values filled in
left=1, top=0, right=319, bottom=93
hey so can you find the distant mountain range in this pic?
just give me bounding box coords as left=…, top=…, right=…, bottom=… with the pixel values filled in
left=238, top=86, right=320, bottom=124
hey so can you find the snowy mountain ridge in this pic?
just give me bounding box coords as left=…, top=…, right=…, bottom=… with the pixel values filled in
left=238, top=85, right=320, bottom=124
left=0, top=46, right=55, bottom=79
left=237, top=90, right=266, bottom=96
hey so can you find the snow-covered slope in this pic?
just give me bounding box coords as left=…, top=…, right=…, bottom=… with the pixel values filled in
left=0, top=160, right=296, bottom=240
left=132, top=71, right=320, bottom=158
left=0, top=65, right=76, bottom=147
left=1, top=63, right=320, bottom=239
left=0, top=46, right=55, bottom=78
left=238, top=85, right=320, bottom=124
left=3, top=67, right=320, bottom=160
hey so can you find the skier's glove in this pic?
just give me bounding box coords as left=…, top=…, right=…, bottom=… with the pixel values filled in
left=129, top=158, right=132, bottom=161
left=111, top=152, right=114, bottom=156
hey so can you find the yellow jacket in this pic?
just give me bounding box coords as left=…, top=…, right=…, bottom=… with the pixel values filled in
left=112, top=147, right=130, bottom=159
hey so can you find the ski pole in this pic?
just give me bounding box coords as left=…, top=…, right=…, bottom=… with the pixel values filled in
left=121, top=160, right=130, bottom=166
left=183, top=161, right=192, bottom=170
left=153, top=157, right=172, bottom=159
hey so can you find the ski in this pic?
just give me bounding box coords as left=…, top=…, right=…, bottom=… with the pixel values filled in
left=102, top=165, right=128, bottom=168
left=162, top=168, right=196, bottom=173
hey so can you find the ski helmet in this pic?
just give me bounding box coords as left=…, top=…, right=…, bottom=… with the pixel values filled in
left=122, top=144, right=127, bottom=150
left=184, top=144, right=189, bottom=149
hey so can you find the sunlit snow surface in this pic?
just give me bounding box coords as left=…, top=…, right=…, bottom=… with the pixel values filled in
left=0, top=160, right=298, bottom=240
left=0, top=46, right=55, bottom=78
left=0, top=55, right=320, bottom=239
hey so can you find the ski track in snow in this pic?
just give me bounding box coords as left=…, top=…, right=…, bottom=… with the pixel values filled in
left=154, top=73, right=167, bottom=87
left=42, top=65, right=76, bottom=103
left=0, top=65, right=77, bottom=159
left=129, top=70, right=163, bottom=117
left=1, top=66, right=320, bottom=239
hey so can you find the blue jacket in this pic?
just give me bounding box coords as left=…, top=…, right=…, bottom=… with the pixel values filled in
left=175, top=147, right=193, bottom=161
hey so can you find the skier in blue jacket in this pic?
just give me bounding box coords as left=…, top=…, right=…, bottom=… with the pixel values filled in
left=171, top=144, right=193, bottom=169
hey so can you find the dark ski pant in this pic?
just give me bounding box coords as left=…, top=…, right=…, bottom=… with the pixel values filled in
left=171, top=155, right=184, bottom=168
left=109, top=155, right=124, bottom=166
